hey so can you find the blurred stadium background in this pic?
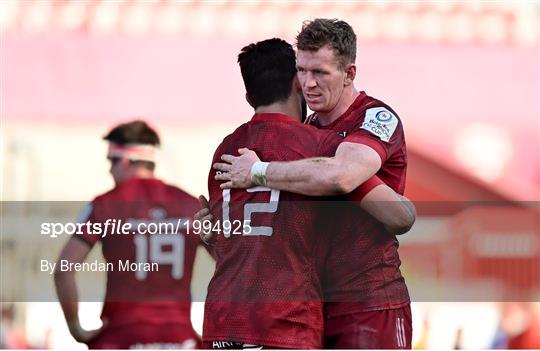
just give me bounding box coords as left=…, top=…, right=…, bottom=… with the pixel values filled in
left=1, top=0, right=539, bottom=349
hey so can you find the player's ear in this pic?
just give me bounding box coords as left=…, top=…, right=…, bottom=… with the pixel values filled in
left=245, top=93, right=255, bottom=108
left=344, top=63, right=356, bottom=86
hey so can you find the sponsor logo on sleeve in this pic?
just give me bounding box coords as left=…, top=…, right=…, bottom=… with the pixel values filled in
left=360, top=107, right=398, bottom=142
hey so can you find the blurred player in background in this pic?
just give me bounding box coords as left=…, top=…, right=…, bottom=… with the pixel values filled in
left=0, top=305, right=28, bottom=349
left=214, top=19, right=412, bottom=349
left=54, top=120, right=206, bottom=349
left=202, top=38, right=414, bottom=349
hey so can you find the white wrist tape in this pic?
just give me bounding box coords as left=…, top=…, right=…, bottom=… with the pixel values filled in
left=250, top=161, right=269, bottom=186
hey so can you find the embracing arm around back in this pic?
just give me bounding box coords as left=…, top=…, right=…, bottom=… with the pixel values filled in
left=359, top=185, right=416, bottom=235
left=263, top=142, right=382, bottom=196
left=212, top=140, right=414, bottom=235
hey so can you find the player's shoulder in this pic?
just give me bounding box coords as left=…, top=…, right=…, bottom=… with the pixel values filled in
left=162, top=182, right=198, bottom=202
left=265, top=115, right=321, bottom=136
left=360, top=93, right=401, bottom=120
left=92, top=177, right=145, bottom=201
left=278, top=118, right=331, bottom=149
left=214, top=122, right=250, bottom=154
left=225, top=122, right=250, bottom=143
left=284, top=122, right=339, bottom=159
left=351, top=93, right=403, bottom=141
left=92, top=187, right=118, bottom=203
left=84, top=188, right=117, bottom=221
left=301, top=122, right=337, bottom=142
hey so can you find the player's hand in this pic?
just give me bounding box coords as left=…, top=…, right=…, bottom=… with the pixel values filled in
left=195, top=195, right=217, bottom=245
left=213, top=148, right=260, bottom=189
left=68, top=318, right=106, bottom=344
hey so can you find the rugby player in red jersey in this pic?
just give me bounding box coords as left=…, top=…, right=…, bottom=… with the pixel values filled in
left=214, top=19, right=413, bottom=349
left=54, top=121, right=205, bottom=349
left=202, top=38, right=414, bottom=349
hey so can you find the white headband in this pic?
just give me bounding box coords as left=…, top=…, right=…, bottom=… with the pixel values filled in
left=107, top=143, right=157, bottom=162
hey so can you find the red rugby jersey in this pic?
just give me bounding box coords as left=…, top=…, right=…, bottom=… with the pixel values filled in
left=78, top=177, right=202, bottom=337
left=306, top=92, right=410, bottom=316
left=306, top=91, right=407, bottom=194
left=204, top=113, right=341, bottom=349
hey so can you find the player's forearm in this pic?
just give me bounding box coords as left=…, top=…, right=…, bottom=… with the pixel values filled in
left=392, top=195, right=416, bottom=234
left=265, top=158, right=332, bottom=195
left=265, top=157, right=370, bottom=196
left=54, top=269, right=80, bottom=324
left=360, top=188, right=416, bottom=235
left=382, top=195, right=416, bottom=235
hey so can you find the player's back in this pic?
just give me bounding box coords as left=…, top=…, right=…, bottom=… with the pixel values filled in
left=80, top=178, right=201, bottom=330
left=203, top=113, right=339, bottom=349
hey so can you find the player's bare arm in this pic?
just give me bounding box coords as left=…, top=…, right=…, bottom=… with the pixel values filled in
left=214, top=142, right=381, bottom=196
left=213, top=147, right=413, bottom=236
left=54, top=237, right=106, bottom=344
left=195, top=187, right=414, bottom=241
left=213, top=145, right=414, bottom=235
left=360, top=186, right=416, bottom=235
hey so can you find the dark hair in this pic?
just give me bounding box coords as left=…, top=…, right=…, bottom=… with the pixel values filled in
left=296, top=18, right=357, bottom=69
left=103, top=120, right=160, bottom=146
left=238, top=38, right=297, bottom=108
left=103, top=120, right=160, bottom=170
left=301, top=95, right=308, bottom=123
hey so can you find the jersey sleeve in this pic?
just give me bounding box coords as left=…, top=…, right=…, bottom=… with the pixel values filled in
left=74, top=202, right=100, bottom=247
left=344, top=107, right=404, bottom=163
left=345, top=176, right=384, bottom=202
left=314, top=131, right=385, bottom=202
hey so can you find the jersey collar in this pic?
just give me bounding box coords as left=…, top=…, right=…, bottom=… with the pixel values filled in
left=251, top=113, right=299, bottom=123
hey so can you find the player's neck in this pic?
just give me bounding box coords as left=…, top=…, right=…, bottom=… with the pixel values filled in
left=317, top=86, right=359, bottom=126
left=255, top=100, right=300, bottom=122
left=128, top=168, right=155, bottom=180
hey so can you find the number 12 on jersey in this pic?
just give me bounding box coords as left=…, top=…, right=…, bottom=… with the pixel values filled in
left=222, top=186, right=280, bottom=238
